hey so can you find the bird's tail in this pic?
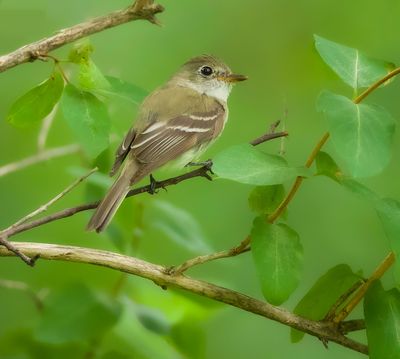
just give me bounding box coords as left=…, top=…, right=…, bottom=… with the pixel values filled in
left=87, top=159, right=140, bottom=233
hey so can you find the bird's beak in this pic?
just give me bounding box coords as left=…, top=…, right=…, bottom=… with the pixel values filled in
left=219, top=73, right=248, bottom=83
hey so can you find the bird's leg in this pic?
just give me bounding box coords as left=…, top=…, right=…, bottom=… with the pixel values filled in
left=149, top=174, right=158, bottom=194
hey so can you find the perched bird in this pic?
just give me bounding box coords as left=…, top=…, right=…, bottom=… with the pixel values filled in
left=87, top=55, right=247, bottom=232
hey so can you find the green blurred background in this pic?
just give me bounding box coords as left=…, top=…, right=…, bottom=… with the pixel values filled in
left=1, top=0, right=400, bottom=358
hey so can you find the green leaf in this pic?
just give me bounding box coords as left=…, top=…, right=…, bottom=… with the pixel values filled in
left=314, top=35, right=395, bottom=90
left=101, top=352, right=132, bottom=359
left=315, top=151, right=341, bottom=181
left=135, top=305, right=171, bottom=335
left=69, top=40, right=110, bottom=92
left=318, top=91, right=395, bottom=178
left=7, top=71, right=64, bottom=128
left=0, top=328, right=87, bottom=359
left=291, top=264, right=361, bottom=343
left=146, top=200, right=212, bottom=254
left=376, top=199, right=400, bottom=282
left=101, top=299, right=180, bottom=359
left=340, top=178, right=380, bottom=202
left=79, top=59, right=111, bottom=92
left=213, top=144, right=309, bottom=185
left=251, top=218, right=303, bottom=305
left=61, top=84, right=111, bottom=158
left=103, top=76, right=148, bottom=105
left=36, top=283, right=121, bottom=344
left=364, top=281, right=400, bottom=358
left=248, top=185, right=285, bottom=215
left=170, top=318, right=206, bottom=359
left=127, top=278, right=217, bottom=323
left=68, top=41, right=94, bottom=64
left=315, top=152, right=381, bottom=202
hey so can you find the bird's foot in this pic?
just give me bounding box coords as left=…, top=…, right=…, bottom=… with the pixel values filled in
left=149, top=174, right=158, bottom=194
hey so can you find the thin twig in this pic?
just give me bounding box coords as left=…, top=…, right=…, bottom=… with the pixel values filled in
left=0, top=0, right=164, bottom=73
left=268, top=132, right=330, bottom=223
left=1, top=168, right=97, bottom=234
left=333, top=252, right=395, bottom=323
left=324, top=280, right=364, bottom=321
left=338, top=320, right=365, bottom=334
left=0, top=144, right=80, bottom=178
left=169, top=236, right=251, bottom=274
left=250, top=131, right=288, bottom=146
left=0, top=242, right=368, bottom=355
left=353, top=67, right=400, bottom=104
left=0, top=236, right=38, bottom=266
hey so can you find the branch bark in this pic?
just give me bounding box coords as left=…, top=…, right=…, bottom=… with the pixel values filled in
left=0, top=242, right=368, bottom=355
left=0, top=0, right=164, bottom=73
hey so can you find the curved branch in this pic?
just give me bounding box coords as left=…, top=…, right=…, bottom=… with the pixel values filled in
left=0, top=242, right=367, bottom=355
left=0, top=0, right=164, bottom=73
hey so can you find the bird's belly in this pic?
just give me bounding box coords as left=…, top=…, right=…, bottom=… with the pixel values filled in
left=169, top=142, right=210, bottom=169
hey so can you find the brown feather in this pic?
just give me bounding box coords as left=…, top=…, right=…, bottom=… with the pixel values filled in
left=109, top=127, right=137, bottom=177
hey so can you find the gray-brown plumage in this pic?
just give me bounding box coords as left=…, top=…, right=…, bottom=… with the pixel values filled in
left=87, top=55, right=247, bottom=232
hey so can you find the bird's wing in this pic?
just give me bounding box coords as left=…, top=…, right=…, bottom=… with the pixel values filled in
left=109, top=127, right=137, bottom=176
left=110, top=86, right=227, bottom=177
left=130, top=94, right=226, bottom=167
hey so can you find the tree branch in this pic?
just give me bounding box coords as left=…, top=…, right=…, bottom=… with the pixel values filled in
left=0, top=242, right=368, bottom=355
left=0, top=0, right=164, bottom=73
left=0, top=164, right=215, bottom=240
left=1, top=130, right=288, bottom=241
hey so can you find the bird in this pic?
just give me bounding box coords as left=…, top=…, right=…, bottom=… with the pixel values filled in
left=87, top=54, right=247, bottom=232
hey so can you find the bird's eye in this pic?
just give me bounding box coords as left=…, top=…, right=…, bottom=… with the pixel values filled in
left=200, top=66, right=213, bottom=76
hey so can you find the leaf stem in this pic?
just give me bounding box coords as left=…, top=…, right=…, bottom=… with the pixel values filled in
left=353, top=67, right=400, bottom=104
left=269, top=65, right=400, bottom=223
left=268, top=132, right=330, bottom=223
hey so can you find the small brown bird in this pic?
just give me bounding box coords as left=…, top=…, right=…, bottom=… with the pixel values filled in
left=87, top=55, right=247, bottom=232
